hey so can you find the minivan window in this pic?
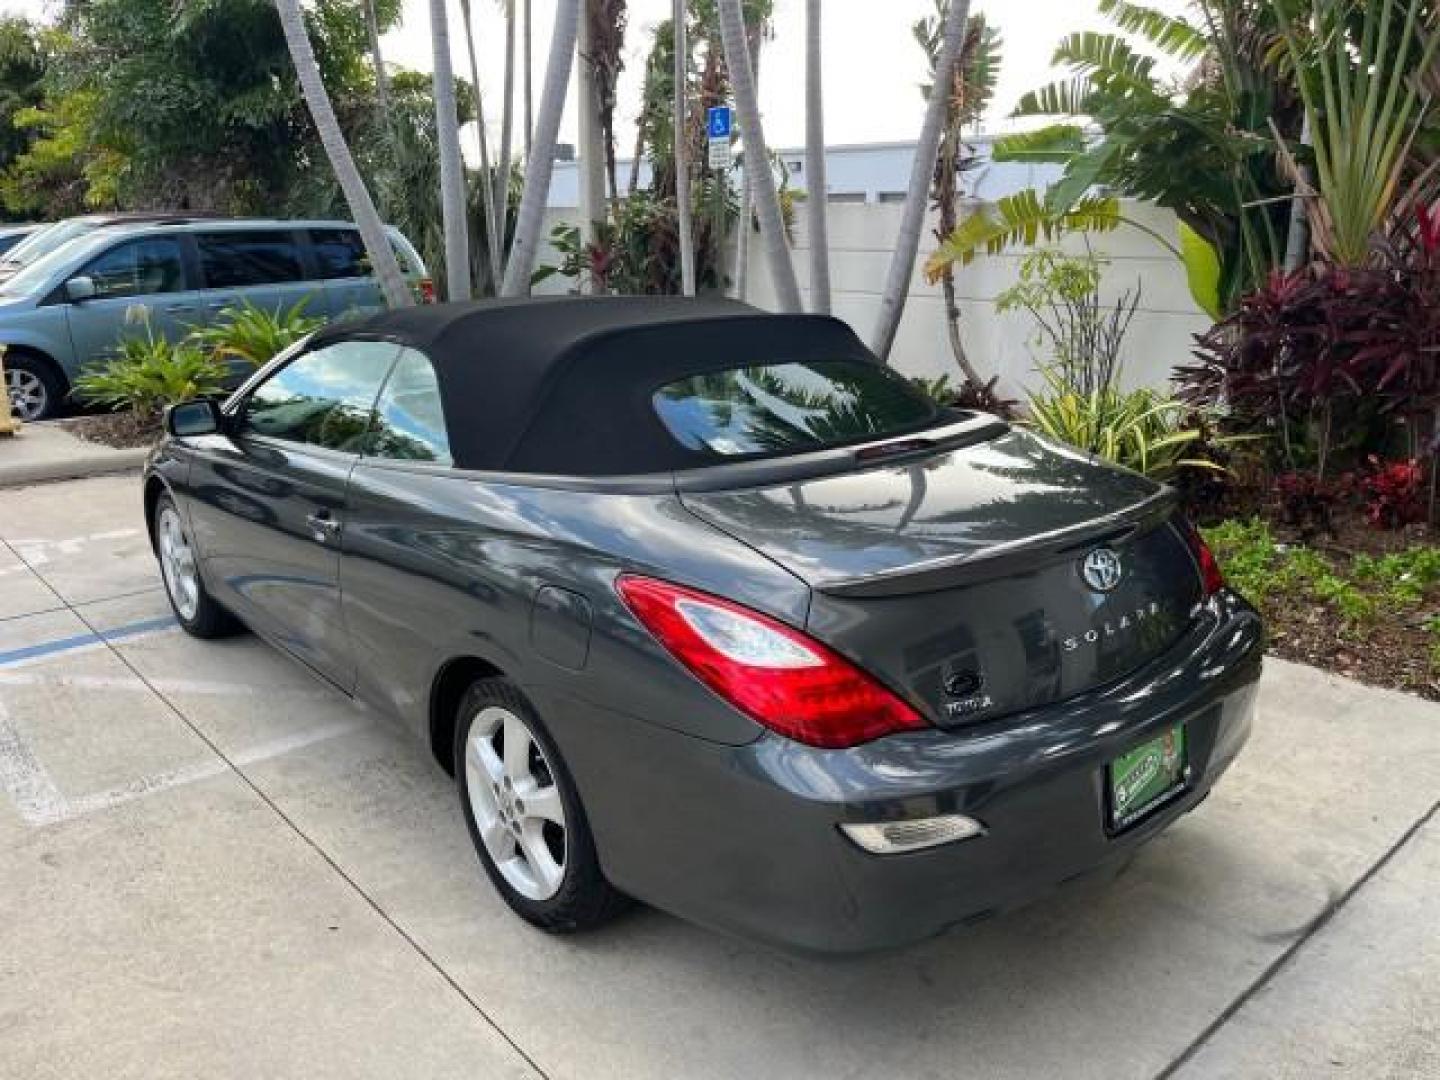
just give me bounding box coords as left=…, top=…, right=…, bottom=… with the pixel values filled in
left=241, top=340, right=399, bottom=452
left=0, top=220, right=86, bottom=272
left=388, top=237, right=418, bottom=275
left=311, top=229, right=367, bottom=279
left=365, top=347, right=451, bottom=464
left=76, top=237, right=186, bottom=300
left=198, top=231, right=304, bottom=288
left=652, top=359, right=940, bottom=458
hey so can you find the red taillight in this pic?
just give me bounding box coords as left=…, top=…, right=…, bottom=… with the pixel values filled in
left=1182, top=519, right=1225, bottom=596
left=418, top=278, right=437, bottom=304
left=615, top=575, right=926, bottom=749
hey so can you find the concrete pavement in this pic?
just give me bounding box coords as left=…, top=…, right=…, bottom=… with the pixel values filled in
left=1, top=474, right=1437, bottom=1080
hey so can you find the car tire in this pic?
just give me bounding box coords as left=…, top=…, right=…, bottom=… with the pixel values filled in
left=4, top=351, right=64, bottom=422
left=153, top=492, right=240, bottom=639
left=455, top=678, right=629, bottom=933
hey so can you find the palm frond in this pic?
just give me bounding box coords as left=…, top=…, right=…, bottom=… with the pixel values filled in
left=1013, top=78, right=1102, bottom=118
left=924, top=192, right=1124, bottom=277
left=1096, top=0, right=1207, bottom=61
left=992, top=123, right=1088, bottom=163
left=1051, top=32, right=1163, bottom=100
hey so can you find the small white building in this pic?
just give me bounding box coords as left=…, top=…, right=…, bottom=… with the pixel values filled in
left=547, top=137, right=1063, bottom=208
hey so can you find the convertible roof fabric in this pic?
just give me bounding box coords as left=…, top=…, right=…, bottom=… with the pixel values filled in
left=317, top=296, right=880, bottom=475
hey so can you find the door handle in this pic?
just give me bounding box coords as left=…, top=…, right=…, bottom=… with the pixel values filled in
left=305, top=511, right=343, bottom=544
left=164, top=304, right=199, bottom=313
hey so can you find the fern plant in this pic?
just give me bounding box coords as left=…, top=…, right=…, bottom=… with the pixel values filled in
left=188, top=297, right=325, bottom=368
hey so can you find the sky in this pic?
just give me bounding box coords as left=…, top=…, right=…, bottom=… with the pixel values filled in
left=1, top=0, right=1191, bottom=152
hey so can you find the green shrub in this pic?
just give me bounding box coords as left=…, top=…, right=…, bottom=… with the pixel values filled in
left=1353, top=548, right=1440, bottom=607
left=73, top=325, right=228, bottom=420
left=1025, top=374, right=1224, bottom=482
left=189, top=297, right=324, bottom=368
left=1203, top=518, right=1440, bottom=632
left=1202, top=519, right=1276, bottom=601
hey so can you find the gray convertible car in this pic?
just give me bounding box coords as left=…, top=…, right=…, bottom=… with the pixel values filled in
left=144, top=297, right=1262, bottom=953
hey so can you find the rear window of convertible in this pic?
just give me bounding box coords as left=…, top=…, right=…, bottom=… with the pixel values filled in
left=652, top=359, right=940, bottom=457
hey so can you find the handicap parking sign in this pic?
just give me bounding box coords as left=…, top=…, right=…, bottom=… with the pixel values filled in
left=707, top=106, right=733, bottom=141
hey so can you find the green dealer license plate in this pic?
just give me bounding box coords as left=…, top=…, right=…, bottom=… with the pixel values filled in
left=1108, top=724, right=1187, bottom=831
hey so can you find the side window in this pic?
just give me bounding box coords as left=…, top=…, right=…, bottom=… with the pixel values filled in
left=366, top=347, right=452, bottom=465
left=198, top=231, right=305, bottom=288
left=241, top=340, right=399, bottom=452
left=76, top=238, right=185, bottom=300
left=388, top=237, right=417, bottom=275
left=310, top=229, right=367, bottom=279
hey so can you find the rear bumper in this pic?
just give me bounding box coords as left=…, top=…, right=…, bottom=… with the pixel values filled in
left=559, top=592, right=1263, bottom=954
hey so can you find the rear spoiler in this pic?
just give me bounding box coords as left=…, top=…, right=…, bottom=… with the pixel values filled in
left=815, top=487, right=1179, bottom=599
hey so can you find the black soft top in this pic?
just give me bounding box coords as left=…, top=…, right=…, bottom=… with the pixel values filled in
left=316, top=296, right=881, bottom=475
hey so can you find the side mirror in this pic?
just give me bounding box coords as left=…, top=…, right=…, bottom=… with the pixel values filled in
left=64, top=276, right=97, bottom=303
left=165, top=399, right=224, bottom=438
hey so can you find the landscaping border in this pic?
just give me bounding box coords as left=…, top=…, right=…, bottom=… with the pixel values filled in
left=0, top=422, right=149, bottom=488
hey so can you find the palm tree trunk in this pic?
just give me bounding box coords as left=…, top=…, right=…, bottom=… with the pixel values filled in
left=628, top=116, right=646, bottom=197
left=362, top=0, right=391, bottom=117
left=1282, top=113, right=1313, bottom=274
left=458, top=0, right=503, bottom=290
left=716, top=0, right=800, bottom=312
left=579, top=0, right=607, bottom=294
left=733, top=31, right=760, bottom=300
left=870, top=0, right=970, bottom=361
left=501, top=0, right=581, bottom=296
left=495, top=0, right=517, bottom=274
left=431, top=0, right=473, bottom=301
left=674, top=0, right=696, bottom=296
left=274, top=0, right=411, bottom=309
left=523, top=0, right=534, bottom=160
left=804, top=0, right=830, bottom=314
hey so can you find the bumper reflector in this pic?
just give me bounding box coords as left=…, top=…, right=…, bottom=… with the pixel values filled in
left=841, top=814, right=985, bottom=855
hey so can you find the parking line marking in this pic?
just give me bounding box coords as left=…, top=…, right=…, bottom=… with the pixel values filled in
left=0, top=615, right=177, bottom=669
left=48, top=716, right=371, bottom=826
left=0, top=699, right=68, bottom=824
left=4, top=528, right=145, bottom=569
left=0, top=709, right=370, bottom=828
left=0, top=670, right=334, bottom=700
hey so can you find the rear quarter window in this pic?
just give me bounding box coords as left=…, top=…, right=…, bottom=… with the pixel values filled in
left=198, top=231, right=305, bottom=288
left=310, top=229, right=367, bottom=279
left=653, top=359, right=940, bottom=458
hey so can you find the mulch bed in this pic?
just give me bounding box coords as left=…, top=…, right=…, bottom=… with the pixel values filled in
left=1224, top=504, right=1440, bottom=701
left=1259, top=590, right=1439, bottom=702
left=60, top=410, right=159, bottom=450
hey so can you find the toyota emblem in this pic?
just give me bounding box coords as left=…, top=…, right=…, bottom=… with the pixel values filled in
left=1081, top=547, right=1123, bottom=593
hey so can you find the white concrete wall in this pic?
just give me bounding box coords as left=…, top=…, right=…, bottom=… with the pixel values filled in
left=534, top=198, right=1207, bottom=401
left=548, top=138, right=1064, bottom=208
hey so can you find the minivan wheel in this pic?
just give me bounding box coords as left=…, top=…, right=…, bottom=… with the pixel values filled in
left=4, top=353, right=62, bottom=422
left=455, top=678, right=628, bottom=932
left=153, top=493, right=239, bottom=639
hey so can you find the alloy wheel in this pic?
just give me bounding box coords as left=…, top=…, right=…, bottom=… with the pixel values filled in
left=5, top=367, right=46, bottom=422
left=157, top=506, right=200, bottom=621
left=464, top=705, right=568, bottom=901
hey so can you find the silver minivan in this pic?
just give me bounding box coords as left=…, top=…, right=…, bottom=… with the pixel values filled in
left=1, top=218, right=431, bottom=420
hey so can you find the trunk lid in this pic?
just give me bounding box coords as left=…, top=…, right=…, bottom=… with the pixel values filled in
left=679, top=429, right=1204, bottom=727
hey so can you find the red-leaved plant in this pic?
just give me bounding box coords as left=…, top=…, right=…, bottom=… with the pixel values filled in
left=1356, top=457, right=1426, bottom=530
left=1181, top=203, right=1440, bottom=504
left=1273, top=470, right=1347, bottom=535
